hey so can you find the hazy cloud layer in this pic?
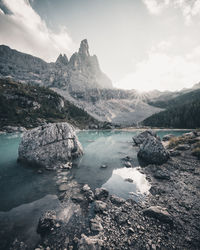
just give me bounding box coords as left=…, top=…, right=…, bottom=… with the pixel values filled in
left=143, top=0, right=200, bottom=24
left=116, top=42, right=200, bottom=91
left=0, top=0, right=75, bottom=62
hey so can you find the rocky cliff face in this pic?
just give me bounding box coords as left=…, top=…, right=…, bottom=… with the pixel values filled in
left=0, top=40, right=162, bottom=126
left=0, top=39, right=112, bottom=90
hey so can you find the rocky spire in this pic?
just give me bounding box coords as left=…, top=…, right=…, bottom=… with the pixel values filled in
left=56, top=53, right=68, bottom=65
left=78, top=39, right=90, bottom=57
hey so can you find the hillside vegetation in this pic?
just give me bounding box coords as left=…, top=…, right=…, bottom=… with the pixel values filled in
left=0, top=78, right=99, bottom=129
left=143, top=89, right=200, bottom=128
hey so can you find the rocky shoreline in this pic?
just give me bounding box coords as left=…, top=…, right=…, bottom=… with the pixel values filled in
left=4, top=129, right=200, bottom=250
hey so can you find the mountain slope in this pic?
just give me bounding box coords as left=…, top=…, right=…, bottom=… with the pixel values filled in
left=53, top=87, right=163, bottom=126
left=0, top=39, right=112, bottom=90
left=0, top=41, right=163, bottom=126
left=143, top=89, right=200, bottom=128
left=0, top=78, right=99, bottom=129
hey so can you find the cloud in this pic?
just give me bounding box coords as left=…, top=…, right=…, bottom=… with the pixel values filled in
left=143, top=0, right=200, bottom=24
left=0, top=0, right=75, bottom=62
left=115, top=43, right=200, bottom=91
left=142, top=0, right=169, bottom=15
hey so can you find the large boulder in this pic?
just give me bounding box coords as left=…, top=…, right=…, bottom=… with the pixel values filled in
left=18, top=122, right=83, bottom=168
left=133, top=130, right=157, bottom=146
left=138, top=135, right=169, bottom=165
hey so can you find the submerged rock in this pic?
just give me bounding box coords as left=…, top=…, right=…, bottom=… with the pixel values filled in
left=138, top=135, right=169, bottom=165
left=18, top=122, right=83, bottom=168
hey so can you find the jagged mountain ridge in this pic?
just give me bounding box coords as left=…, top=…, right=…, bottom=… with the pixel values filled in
left=0, top=39, right=112, bottom=91
left=0, top=40, right=163, bottom=126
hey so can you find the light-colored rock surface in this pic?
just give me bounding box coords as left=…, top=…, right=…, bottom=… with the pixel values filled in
left=18, top=122, right=83, bottom=168
left=78, top=234, right=103, bottom=250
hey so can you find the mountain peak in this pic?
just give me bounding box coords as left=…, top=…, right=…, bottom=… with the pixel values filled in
left=56, top=53, right=68, bottom=65
left=78, top=39, right=90, bottom=57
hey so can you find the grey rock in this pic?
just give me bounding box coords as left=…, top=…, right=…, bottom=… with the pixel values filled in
left=110, top=195, right=125, bottom=205
left=133, top=130, right=157, bottom=146
left=90, top=216, right=103, bottom=232
left=162, top=134, right=175, bottom=141
left=82, top=184, right=94, bottom=201
left=169, top=150, right=181, bottom=156
left=143, top=206, right=173, bottom=224
left=124, top=178, right=133, bottom=183
left=58, top=183, right=68, bottom=192
left=94, top=200, right=107, bottom=213
left=18, top=122, right=83, bottom=168
left=100, top=164, right=108, bottom=169
left=138, top=134, right=169, bottom=165
left=71, top=194, right=85, bottom=203
left=95, top=188, right=109, bottom=200
left=37, top=210, right=57, bottom=236
left=124, top=161, right=132, bottom=168
left=175, top=144, right=190, bottom=151
left=153, top=169, right=170, bottom=180
left=78, top=234, right=103, bottom=250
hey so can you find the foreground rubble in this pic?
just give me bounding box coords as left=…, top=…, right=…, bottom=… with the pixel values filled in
left=12, top=131, right=200, bottom=249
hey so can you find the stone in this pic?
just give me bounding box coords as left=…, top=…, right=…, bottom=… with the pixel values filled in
left=124, top=178, right=133, bottom=183
left=138, top=134, right=169, bottom=165
left=94, top=200, right=107, bottom=213
left=90, top=216, right=103, bottom=232
left=133, top=130, right=157, bottom=146
left=128, top=227, right=134, bottom=234
left=78, top=234, right=103, bottom=250
left=37, top=210, right=57, bottom=236
left=175, top=144, right=190, bottom=151
left=162, top=134, right=175, bottom=141
left=169, top=150, right=181, bottom=156
left=143, top=206, right=173, bottom=224
left=100, top=164, right=108, bottom=169
left=71, top=194, right=85, bottom=203
left=18, top=122, right=83, bottom=168
left=153, top=170, right=170, bottom=180
left=124, top=161, right=132, bottom=168
left=110, top=195, right=125, bottom=205
left=82, top=184, right=94, bottom=201
left=95, top=188, right=109, bottom=200
left=58, top=184, right=68, bottom=192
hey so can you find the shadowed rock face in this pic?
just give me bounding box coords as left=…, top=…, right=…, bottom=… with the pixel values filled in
left=135, top=131, right=169, bottom=165
left=18, top=122, right=83, bottom=169
left=0, top=39, right=113, bottom=90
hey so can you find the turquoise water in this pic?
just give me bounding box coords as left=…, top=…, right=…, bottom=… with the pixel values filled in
left=0, top=130, right=190, bottom=212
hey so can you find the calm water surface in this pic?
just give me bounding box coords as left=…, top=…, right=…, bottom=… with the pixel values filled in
left=0, top=130, right=189, bottom=212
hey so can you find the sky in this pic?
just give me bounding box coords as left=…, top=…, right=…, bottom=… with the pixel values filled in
left=0, top=0, right=200, bottom=91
